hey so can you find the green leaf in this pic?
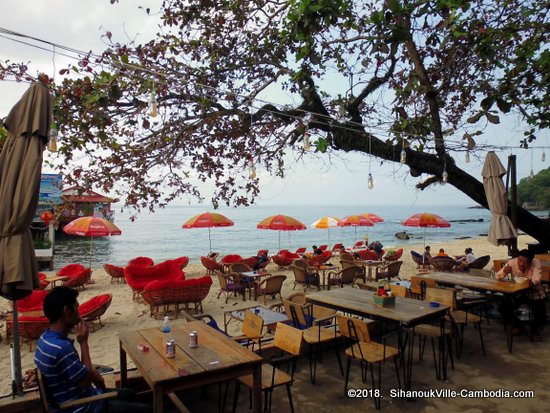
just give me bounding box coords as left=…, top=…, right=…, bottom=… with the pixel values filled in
left=467, top=112, right=483, bottom=123
left=496, top=98, right=512, bottom=113
left=485, top=112, right=500, bottom=124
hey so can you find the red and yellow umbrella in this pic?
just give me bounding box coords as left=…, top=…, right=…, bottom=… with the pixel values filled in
left=360, top=213, right=384, bottom=223
left=182, top=212, right=234, bottom=252
left=402, top=212, right=451, bottom=247
left=257, top=215, right=306, bottom=249
left=63, top=217, right=122, bottom=267
left=337, top=215, right=374, bottom=243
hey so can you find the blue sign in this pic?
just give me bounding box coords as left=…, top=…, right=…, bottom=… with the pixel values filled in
left=39, top=174, right=62, bottom=205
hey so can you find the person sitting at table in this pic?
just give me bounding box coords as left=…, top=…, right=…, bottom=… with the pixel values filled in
left=253, top=251, right=269, bottom=270
left=496, top=249, right=546, bottom=342
left=312, top=245, right=323, bottom=256
left=368, top=240, right=384, bottom=256
left=422, top=246, right=432, bottom=263
left=35, top=286, right=152, bottom=413
left=435, top=248, right=448, bottom=257
left=456, top=247, right=476, bottom=270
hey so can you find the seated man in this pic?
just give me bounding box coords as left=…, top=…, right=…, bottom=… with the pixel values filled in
left=312, top=245, right=323, bottom=256
left=496, top=249, right=547, bottom=342
left=35, top=286, right=151, bottom=413
left=253, top=251, right=269, bottom=270
left=435, top=248, right=448, bottom=257
left=368, top=241, right=384, bottom=256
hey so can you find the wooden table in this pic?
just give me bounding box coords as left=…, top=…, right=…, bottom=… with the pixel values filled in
left=309, top=264, right=338, bottom=289
left=240, top=271, right=271, bottom=300
left=44, top=275, right=68, bottom=288
left=357, top=260, right=383, bottom=281
left=224, top=305, right=288, bottom=333
left=118, top=321, right=263, bottom=413
left=306, top=288, right=450, bottom=389
left=416, top=272, right=531, bottom=352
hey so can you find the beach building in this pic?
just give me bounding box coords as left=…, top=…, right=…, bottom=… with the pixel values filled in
left=58, top=186, right=118, bottom=226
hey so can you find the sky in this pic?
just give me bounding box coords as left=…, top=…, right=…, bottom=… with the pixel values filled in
left=1, top=1, right=548, bottom=208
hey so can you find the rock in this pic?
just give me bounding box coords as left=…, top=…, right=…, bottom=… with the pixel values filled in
left=395, top=231, right=410, bottom=240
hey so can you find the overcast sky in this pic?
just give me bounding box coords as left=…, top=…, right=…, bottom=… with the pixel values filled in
left=1, top=1, right=548, bottom=207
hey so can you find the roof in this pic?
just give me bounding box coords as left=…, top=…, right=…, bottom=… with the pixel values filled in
left=61, top=186, right=118, bottom=203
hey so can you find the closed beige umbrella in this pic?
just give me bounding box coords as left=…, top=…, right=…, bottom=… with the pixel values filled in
left=0, top=82, right=51, bottom=393
left=482, top=151, right=518, bottom=246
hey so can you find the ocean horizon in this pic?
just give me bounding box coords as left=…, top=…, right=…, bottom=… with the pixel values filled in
left=51, top=204, right=547, bottom=269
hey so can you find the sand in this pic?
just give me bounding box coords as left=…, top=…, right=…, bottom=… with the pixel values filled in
left=0, top=234, right=536, bottom=395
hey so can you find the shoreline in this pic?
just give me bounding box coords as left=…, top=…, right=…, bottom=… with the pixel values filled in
left=0, top=234, right=536, bottom=395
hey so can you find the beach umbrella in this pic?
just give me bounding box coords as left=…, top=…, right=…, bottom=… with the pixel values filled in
left=257, top=214, right=306, bottom=249
left=482, top=151, right=518, bottom=246
left=182, top=212, right=234, bottom=252
left=0, top=83, right=51, bottom=394
left=402, top=212, right=451, bottom=248
left=360, top=213, right=385, bottom=223
left=63, top=216, right=122, bottom=268
left=337, top=215, right=374, bottom=243
left=311, top=216, right=340, bottom=244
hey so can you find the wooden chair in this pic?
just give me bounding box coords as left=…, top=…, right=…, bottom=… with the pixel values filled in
left=389, top=284, right=408, bottom=298
left=36, top=368, right=117, bottom=413
left=374, top=261, right=403, bottom=281
left=232, top=322, right=303, bottom=413
left=255, top=275, right=287, bottom=305
left=336, top=315, right=400, bottom=410
left=283, top=300, right=343, bottom=384
left=231, top=310, right=267, bottom=354
left=326, top=266, right=358, bottom=289
left=426, top=287, right=486, bottom=358
left=412, top=288, right=455, bottom=380
left=409, top=276, right=436, bottom=300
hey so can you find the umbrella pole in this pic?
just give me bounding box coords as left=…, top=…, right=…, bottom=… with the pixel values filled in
left=89, top=236, right=93, bottom=269
left=11, top=303, right=23, bottom=395
left=278, top=231, right=281, bottom=250
left=288, top=232, right=291, bottom=249
left=328, top=228, right=331, bottom=245
left=208, top=227, right=212, bottom=253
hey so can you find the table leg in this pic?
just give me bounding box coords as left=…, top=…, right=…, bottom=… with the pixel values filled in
left=119, top=342, right=127, bottom=387
left=251, top=362, right=262, bottom=413
left=153, top=384, right=164, bottom=413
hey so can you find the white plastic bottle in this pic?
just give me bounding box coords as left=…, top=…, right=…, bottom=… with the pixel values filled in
left=162, top=316, right=171, bottom=343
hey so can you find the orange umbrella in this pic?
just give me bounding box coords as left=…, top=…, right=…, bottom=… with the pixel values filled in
left=257, top=215, right=306, bottom=249
left=402, top=212, right=451, bottom=247
left=337, top=215, right=374, bottom=241
left=360, top=213, right=384, bottom=223
left=311, top=217, right=340, bottom=244
left=182, top=212, right=234, bottom=252
left=63, top=216, right=122, bottom=268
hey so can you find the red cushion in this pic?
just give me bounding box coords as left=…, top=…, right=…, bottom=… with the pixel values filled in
left=143, top=276, right=213, bottom=291
left=128, top=257, right=154, bottom=267
left=124, top=261, right=185, bottom=291
left=17, top=290, right=48, bottom=312
left=18, top=316, right=49, bottom=322
left=79, top=294, right=112, bottom=315
left=221, top=254, right=243, bottom=265
left=357, top=250, right=380, bottom=260
left=57, top=263, right=85, bottom=277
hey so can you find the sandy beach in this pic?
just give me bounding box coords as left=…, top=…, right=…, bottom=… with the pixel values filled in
left=0, top=234, right=537, bottom=396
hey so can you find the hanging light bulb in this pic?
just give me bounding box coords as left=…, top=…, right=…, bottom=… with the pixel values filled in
left=48, top=126, right=58, bottom=152
left=148, top=91, right=158, bottom=117
left=400, top=148, right=407, bottom=164
left=367, top=173, right=374, bottom=189
left=529, top=169, right=535, bottom=179
left=465, top=151, right=470, bottom=163
left=442, top=168, right=448, bottom=183
left=303, top=132, right=311, bottom=151
left=248, top=158, right=257, bottom=179
left=542, top=151, right=546, bottom=162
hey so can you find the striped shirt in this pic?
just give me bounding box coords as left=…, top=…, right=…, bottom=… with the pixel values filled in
left=34, top=330, right=103, bottom=413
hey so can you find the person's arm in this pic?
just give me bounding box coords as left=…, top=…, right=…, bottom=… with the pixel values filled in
left=75, top=321, right=106, bottom=390
left=530, top=259, right=542, bottom=286
left=496, top=260, right=513, bottom=280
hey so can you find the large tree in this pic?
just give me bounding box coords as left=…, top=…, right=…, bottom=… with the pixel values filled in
left=1, top=0, right=549, bottom=243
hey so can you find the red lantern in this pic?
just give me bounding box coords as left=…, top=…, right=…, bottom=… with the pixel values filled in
left=40, top=211, right=55, bottom=225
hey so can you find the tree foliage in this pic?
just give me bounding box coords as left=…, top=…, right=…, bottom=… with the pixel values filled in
left=517, top=168, right=550, bottom=209
left=1, top=0, right=550, bottom=241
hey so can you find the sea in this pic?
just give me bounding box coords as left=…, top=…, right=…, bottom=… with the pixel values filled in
left=51, top=204, right=547, bottom=269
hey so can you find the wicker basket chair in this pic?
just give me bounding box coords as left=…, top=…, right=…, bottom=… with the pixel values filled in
left=79, top=293, right=113, bottom=331
left=62, top=268, right=92, bottom=290
left=103, top=263, right=126, bottom=284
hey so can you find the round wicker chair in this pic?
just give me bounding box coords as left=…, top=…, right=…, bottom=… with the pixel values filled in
left=79, top=293, right=113, bottom=331
left=104, top=263, right=126, bottom=284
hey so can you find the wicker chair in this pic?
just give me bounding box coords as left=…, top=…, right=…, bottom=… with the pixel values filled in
left=103, top=263, right=126, bottom=284
left=216, top=272, right=246, bottom=303
left=62, top=268, right=92, bottom=290
left=430, top=256, right=459, bottom=272
left=141, top=276, right=213, bottom=317
left=254, top=275, right=287, bottom=305
left=466, top=255, right=491, bottom=270
left=272, top=254, right=294, bottom=270
left=200, top=256, right=224, bottom=274
left=295, top=247, right=307, bottom=255
left=374, top=261, right=403, bottom=281
left=327, top=266, right=358, bottom=289
left=127, top=256, right=154, bottom=267
left=16, top=290, right=48, bottom=312
left=6, top=316, right=49, bottom=351
left=384, top=248, right=404, bottom=262
left=79, top=293, right=113, bottom=331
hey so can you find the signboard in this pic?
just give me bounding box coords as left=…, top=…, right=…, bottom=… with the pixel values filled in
left=39, top=174, right=62, bottom=204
